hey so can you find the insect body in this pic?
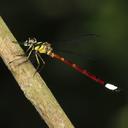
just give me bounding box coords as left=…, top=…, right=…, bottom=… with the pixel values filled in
left=17, top=37, right=119, bottom=91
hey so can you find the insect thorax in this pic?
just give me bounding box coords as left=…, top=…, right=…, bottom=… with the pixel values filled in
left=35, top=42, right=53, bottom=55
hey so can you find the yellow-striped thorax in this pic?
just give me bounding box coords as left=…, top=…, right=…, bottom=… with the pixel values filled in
left=24, top=37, right=53, bottom=56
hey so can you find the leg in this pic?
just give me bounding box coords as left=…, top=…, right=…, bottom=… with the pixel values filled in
left=33, top=52, right=41, bottom=76
left=10, top=48, right=33, bottom=67
left=36, top=52, right=46, bottom=73
left=9, top=45, right=33, bottom=64
left=33, top=52, right=45, bottom=76
left=26, top=45, right=33, bottom=54
left=37, top=52, right=45, bottom=65
left=17, top=48, right=33, bottom=66
left=9, top=54, right=26, bottom=64
left=35, top=52, right=41, bottom=71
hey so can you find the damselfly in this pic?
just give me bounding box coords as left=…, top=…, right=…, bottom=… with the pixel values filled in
left=11, top=37, right=119, bottom=91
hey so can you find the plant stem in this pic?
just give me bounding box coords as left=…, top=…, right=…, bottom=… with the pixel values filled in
left=0, top=16, right=74, bottom=128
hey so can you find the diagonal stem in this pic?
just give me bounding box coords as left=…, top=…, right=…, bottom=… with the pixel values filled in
left=0, top=16, right=74, bottom=128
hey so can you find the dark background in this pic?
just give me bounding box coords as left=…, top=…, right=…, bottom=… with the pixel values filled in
left=0, top=0, right=128, bottom=128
